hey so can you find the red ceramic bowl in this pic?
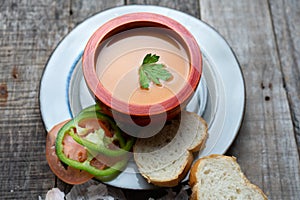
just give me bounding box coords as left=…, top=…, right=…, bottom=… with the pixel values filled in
left=82, top=12, right=202, bottom=130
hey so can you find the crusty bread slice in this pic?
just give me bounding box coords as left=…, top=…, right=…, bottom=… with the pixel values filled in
left=133, top=111, right=208, bottom=187
left=189, top=154, right=268, bottom=200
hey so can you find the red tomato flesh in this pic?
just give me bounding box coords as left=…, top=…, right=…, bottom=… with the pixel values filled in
left=46, top=120, right=93, bottom=185
left=78, top=118, right=113, bottom=137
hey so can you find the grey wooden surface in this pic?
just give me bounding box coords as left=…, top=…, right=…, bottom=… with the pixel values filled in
left=0, top=0, right=299, bottom=199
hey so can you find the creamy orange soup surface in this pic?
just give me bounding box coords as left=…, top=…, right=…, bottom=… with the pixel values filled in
left=96, top=27, right=190, bottom=105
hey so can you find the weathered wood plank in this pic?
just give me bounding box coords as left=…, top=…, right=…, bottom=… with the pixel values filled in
left=269, top=0, right=300, bottom=155
left=69, top=0, right=124, bottom=29
left=127, top=0, right=200, bottom=17
left=0, top=0, right=70, bottom=199
left=200, top=0, right=300, bottom=199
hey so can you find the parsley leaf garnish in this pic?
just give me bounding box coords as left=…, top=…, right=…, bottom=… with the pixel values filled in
left=139, top=54, right=172, bottom=89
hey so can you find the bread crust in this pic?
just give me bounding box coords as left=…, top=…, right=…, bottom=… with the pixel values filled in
left=143, top=152, right=194, bottom=187
left=189, top=154, right=268, bottom=200
left=188, top=114, right=208, bottom=152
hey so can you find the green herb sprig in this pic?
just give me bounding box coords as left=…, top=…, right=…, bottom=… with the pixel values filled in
left=139, top=54, right=172, bottom=89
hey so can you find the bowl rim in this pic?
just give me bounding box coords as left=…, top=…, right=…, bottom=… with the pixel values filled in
left=82, top=12, right=202, bottom=116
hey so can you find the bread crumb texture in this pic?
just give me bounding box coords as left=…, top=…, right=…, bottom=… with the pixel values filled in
left=189, top=154, right=268, bottom=200
left=133, top=111, right=208, bottom=187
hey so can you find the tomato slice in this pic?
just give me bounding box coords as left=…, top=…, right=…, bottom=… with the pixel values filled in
left=63, top=134, right=88, bottom=162
left=46, top=120, right=93, bottom=185
left=78, top=118, right=113, bottom=137
left=76, top=118, right=122, bottom=167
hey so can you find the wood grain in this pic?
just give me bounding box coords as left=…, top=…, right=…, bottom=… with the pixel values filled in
left=200, top=0, right=300, bottom=199
left=126, top=0, right=200, bottom=17
left=269, top=0, right=300, bottom=155
left=0, top=0, right=70, bottom=199
left=69, top=0, right=124, bottom=29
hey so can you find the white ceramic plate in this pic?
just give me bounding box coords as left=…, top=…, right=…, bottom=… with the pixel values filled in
left=40, top=5, right=245, bottom=189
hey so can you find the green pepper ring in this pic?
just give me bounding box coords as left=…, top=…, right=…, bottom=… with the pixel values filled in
left=55, top=105, right=135, bottom=178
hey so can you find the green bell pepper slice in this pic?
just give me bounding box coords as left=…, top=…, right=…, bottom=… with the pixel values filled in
left=55, top=104, right=134, bottom=179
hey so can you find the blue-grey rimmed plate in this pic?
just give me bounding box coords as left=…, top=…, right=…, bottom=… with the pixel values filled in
left=40, top=5, right=245, bottom=189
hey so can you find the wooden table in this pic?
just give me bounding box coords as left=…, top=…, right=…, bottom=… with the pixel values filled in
left=1, top=0, right=299, bottom=199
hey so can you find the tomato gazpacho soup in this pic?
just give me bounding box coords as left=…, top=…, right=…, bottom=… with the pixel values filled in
left=96, top=27, right=190, bottom=106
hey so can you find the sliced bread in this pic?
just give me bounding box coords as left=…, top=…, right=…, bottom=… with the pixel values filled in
left=189, top=154, right=268, bottom=200
left=133, top=111, right=208, bottom=187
